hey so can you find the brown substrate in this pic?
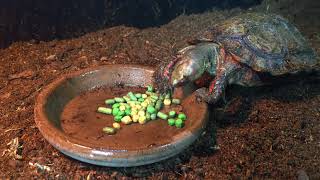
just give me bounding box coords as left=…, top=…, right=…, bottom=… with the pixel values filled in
left=0, top=0, right=319, bottom=179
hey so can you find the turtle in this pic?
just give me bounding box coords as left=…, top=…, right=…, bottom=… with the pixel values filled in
left=154, top=12, right=318, bottom=104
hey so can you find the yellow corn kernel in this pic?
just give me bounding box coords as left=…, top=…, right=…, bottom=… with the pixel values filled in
left=138, top=116, right=147, bottom=124
left=132, top=114, right=139, bottom=122
left=164, top=99, right=171, bottom=106
left=138, top=110, right=145, bottom=117
left=113, top=122, right=121, bottom=129
left=131, top=110, right=138, bottom=116
left=121, top=116, right=132, bottom=125
left=119, top=105, right=126, bottom=111
left=141, top=102, right=148, bottom=108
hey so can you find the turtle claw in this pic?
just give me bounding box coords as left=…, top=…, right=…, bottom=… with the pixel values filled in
left=195, top=88, right=212, bottom=103
left=195, top=87, right=221, bottom=104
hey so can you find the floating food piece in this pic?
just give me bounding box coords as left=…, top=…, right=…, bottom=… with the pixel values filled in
left=138, top=110, right=145, bottom=117
left=121, top=116, right=132, bottom=125
left=105, top=99, right=115, bottom=105
left=132, top=114, right=139, bottom=122
left=178, top=113, right=187, bottom=121
left=97, top=107, right=112, bottom=114
left=103, top=127, right=116, bottom=135
left=147, top=105, right=156, bottom=114
left=163, top=99, right=171, bottom=106
left=113, top=123, right=121, bottom=129
left=147, top=85, right=154, bottom=92
left=125, top=109, right=131, bottom=115
left=135, top=93, right=142, bottom=98
left=114, top=97, right=125, bottom=103
left=168, top=111, right=176, bottom=118
left=114, top=115, right=122, bottom=122
left=168, top=119, right=175, bottom=126
left=138, top=116, right=147, bottom=124
left=119, top=105, right=126, bottom=111
left=155, top=100, right=163, bottom=110
left=175, top=119, right=184, bottom=128
left=172, top=99, right=181, bottom=105
left=128, top=92, right=138, bottom=101
left=123, top=96, right=131, bottom=102
left=157, top=112, right=168, bottom=120
left=112, top=108, right=120, bottom=116
left=117, top=111, right=125, bottom=117
left=150, top=113, right=157, bottom=120
left=112, top=103, right=120, bottom=109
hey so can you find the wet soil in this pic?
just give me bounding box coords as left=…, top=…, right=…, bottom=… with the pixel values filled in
left=61, top=86, right=201, bottom=150
left=0, top=0, right=319, bottom=179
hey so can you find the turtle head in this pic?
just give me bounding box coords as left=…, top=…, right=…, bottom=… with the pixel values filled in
left=170, top=52, right=201, bottom=87
left=170, top=42, right=219, bottom=87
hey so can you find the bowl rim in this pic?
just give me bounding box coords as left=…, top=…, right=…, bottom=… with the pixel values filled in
left=34, top=64, right=208, bottom=167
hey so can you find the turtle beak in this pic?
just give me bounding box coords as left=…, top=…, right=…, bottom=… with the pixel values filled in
left=171, top=77, right=187, bottom=87
left=172, top=79, right=179, bottom=86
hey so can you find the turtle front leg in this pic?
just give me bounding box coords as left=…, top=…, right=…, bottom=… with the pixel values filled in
left=196, top=54, right=240, bottom=104
left=195, top=71, right=228, bottom=104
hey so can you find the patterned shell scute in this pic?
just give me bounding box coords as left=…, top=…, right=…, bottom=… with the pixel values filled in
left=201, top=13, right=317, bottom=75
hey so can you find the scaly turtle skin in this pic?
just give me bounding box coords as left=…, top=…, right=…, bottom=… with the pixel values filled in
left=155, top=12, right=318, bottom=104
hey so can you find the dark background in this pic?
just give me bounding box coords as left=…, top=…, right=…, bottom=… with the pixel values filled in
left=0, top=0, right=262, bottom=48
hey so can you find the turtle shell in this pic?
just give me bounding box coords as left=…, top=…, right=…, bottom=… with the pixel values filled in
left=194, top=13, right=317, bottom=75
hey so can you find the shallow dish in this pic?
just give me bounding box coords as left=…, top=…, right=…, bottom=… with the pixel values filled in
left=34, top=65, right=208, bottom=167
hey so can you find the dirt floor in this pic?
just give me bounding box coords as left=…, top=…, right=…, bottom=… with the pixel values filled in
left=0, top=0, right=320, bottom=179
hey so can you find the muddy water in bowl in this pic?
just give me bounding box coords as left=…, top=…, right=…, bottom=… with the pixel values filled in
left=61, top=86, right=202, bottom=150
left=34, top=65, right=208, bottom=167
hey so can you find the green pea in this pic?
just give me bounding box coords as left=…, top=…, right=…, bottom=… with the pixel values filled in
left=123, top=96, right=131, bottom=102
left=112, top=103, right=120, bottom=109
left=146, top=112, right=151, bottom=121
left=147, top=85, right=154, bottom=92
left=102, top=127, right=116, bottom=135
left=145, top=91, right=157, bottom=96
left=114, top=115, right=122, bottom=122
left=172, top=99, right=181, bottom=105
left=150, top=113, right=157, bottom=120
left=112, top=108, right=120, bottom=116
left=155, top=100, right=163, bottom=111
left=151, top=95, right=158, bottom=100
left=118, top=111, right=125, bottom=116
left=178, top=113, right=187, bottom=121
left=125, top=109, right=131, bottom=115
left=97, top=107, right=112, bottom=114
left=175, top=119, right=184, bottom=128
left=147, top=106, right=156, bottom=114
left=138, top=98, right=145, bottom=102
left=124, top=103, right=131, bottom=109
left=128, top=92, right=137, bottom=101
left=157, top=112, right=168, bottom=120
left=135, top=93, right=142, bottom=98
left=114, top=97, right=125, bottom=103
left=105, top=99, right=115, bottom=105
left=168, top=119, right=175, bottom=126
left=159, top=94, right=165, bottom=100
left=168, top=111, right=176, bottom=118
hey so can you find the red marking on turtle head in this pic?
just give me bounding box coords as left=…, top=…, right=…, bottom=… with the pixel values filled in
left=163, top=56, right=180, bottom=80
left=209, top=79, right=217, bottom=94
